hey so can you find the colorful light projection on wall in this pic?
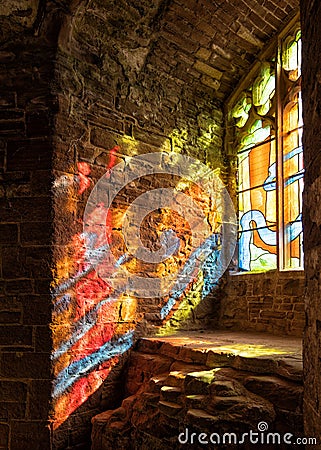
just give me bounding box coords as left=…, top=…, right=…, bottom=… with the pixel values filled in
left=52, top=147, right=135, bottom=428
left=51, top=148, right=235, bottom=428
left=231, top=25, right=303, bottom=271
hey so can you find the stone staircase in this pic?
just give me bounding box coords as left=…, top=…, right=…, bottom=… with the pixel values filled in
left=91, top=332, right=303, bottom=449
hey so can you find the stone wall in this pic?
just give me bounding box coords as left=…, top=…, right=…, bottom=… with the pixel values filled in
left=51, top=1, right=226, bottom=448
left=0, top=2, right=60, bottom=448
left=301, top=0, right=321, bottom=443
left=218, top=270, right=305, bottom=336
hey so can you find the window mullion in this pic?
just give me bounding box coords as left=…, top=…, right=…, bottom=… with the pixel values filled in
left=276, top=38, right=285, bottom=271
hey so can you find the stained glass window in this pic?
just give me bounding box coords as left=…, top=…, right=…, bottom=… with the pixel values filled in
left=229, top=21, right=303, bottom=272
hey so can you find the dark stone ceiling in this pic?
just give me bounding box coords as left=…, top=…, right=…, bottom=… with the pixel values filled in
left=0, top=0, right=300, bottom=101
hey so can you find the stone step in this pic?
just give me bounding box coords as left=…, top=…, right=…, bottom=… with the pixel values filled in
left=207, top=395, right=245, bottom=412
left=209, top=378, right=245, bottom=397
left=244, top=375, right=303, bottom=411
left=185, top=408, right=219, bottom=427
left=158, top=400, right=183, bottom=416
left=184, top=369, right=218, bottom=394
left=185, top=394, right=208, bottom=409
left=205, top=392, right=276, bottom=426
left=126, top=351, right=173, bottom=395
left=149, top=375, right=169, bottom=393
left=92, top=332, right=303, bottom=450
left=160, top=386, right=182, bottom=403
left=141, top=392, right=160, bottom=406
left=137, top=338, right=208, bottom=365
left=169, top=360, right=208, bottom=373
left=163, top=370, right=188, bottom=388
left=275, top=357, right=303, bottom=382
left=139, top=331, right=303, bottom=382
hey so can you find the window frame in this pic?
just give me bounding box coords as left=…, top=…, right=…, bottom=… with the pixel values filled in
left=225, top=13, right=303, bottom=273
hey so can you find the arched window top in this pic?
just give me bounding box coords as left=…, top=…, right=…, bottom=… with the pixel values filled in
left=252, top=62, right=275, bottom=116
left=228, top=18, right=303, bottom=272
left=282, top=29, right=301, bottom=79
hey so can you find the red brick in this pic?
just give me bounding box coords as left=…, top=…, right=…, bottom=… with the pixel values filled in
left=25, top=246, right=52, bottom=278
left=5, top=197, right=51, bottom=222
left=161, top=31, right=199, bottom=54
left=90, top=127, right=118, bottom=149
left=21, top=295, right=51, bottom=325
left=88, top=113, right=124, bottom=134
left=0, top=401, right=26, bottom=420
left=0, top=110, right=24, bottom=120
left=27, top=169, right=52, bottom=198
left=0, top=120, right=25, bottom=135
left=2, top=247, right=29, bottom=278
left=33, top=326, right=51, bottom=353
left=28, top=380, right=51, bottom=419
left=5, top=280, right=33, bottom=295
left=0, top=150, right=4, bottom=170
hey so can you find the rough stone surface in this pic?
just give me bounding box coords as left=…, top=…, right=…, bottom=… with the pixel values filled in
left=301, top=0, right=321, bottom=444
left=217, top=270, right=305, bottom=336
left=92, top=332, right=303, bottom=449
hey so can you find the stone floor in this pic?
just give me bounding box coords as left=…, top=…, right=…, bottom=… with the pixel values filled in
left=143, top=330, right=302, bottom=361
left=92, top=331, right=303, bottom=450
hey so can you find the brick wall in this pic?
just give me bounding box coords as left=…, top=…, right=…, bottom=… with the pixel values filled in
left=0, top=11, right=56, bottom=450
left=51, top=2, right=226, bottom=448
left=218, top=270, right=305, bottom=336
left=301, top=0, right=321, bottom=442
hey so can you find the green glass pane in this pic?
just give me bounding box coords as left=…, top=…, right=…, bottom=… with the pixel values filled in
left=239, top=120, right=271, bottom=151
left=253, top=63, right=275, bottom=115
left=282, top=30, right=302, bottom=73
left=231, top=92, right=252, bottom=128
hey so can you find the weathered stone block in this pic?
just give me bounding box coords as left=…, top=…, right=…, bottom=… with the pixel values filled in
left=20, top=221, right=52, bottom=245
left=0, top=353, right=51, bottom=379
left=184, top=370, right=218, bottom=394
left=0, top=224, right=19, bottom=244
left=244, top=375, right=303, bottom=411
left=7, top=139, right=52, bottom=171
left=0, top=326, right=33, bottom=347
left=0, top=381, right=27, bottom=403
left=0, top=423, right=9, bottom=448
left=0, top=92, right=16, bottom=109
left=0, top=310, right=21, bottom=324
left=10, top=421, right=51, bottom=450
left=26, top=110, right=51, bottom=137
left=5, top=280, right=33, bottom=294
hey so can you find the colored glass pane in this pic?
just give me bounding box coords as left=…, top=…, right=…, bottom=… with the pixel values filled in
left=253, top=63, right=275, bottom=115
left=238, top=225, right=277, bottom=271
left=233, top=23, right=303, bottom=272
left=282, top=30, right=301, bottom=81
left=285, top=224, right=303, bottom=269
left=231, top=92, right=252, bottom=128
left=238, top=120, right=271, bottom=151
